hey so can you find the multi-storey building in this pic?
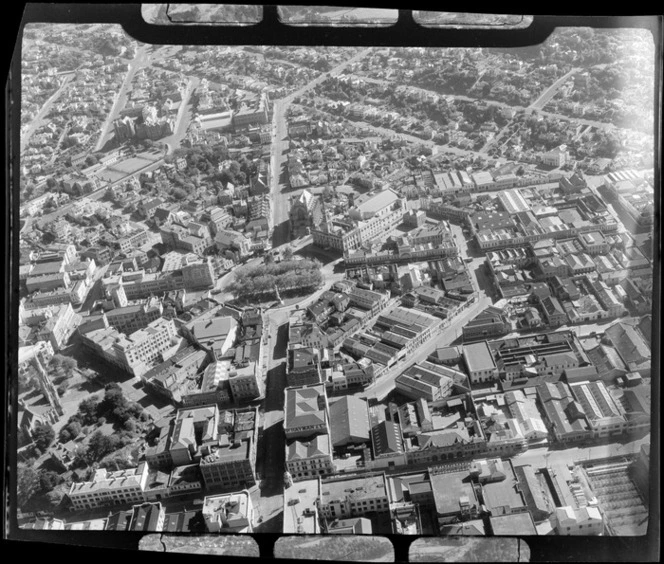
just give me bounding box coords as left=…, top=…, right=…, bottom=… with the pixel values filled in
left=128, top=502, right=166, bottom=532
left=184, top=316, right=238, bottom=361
left=284, top=384, right=329, bottom=440
left=79, top=317, right=179, bottom=378
left=21, top=302, right=81, bottom=352
left=68, top=463, right=149, bottom=511
left=160, top=224, right=212, bottom=256
left=462, top=306, right=510, bottom=342
left=316, top=474, right=391, bottom=520
left=395, top=361, right=457, bottom=402
left=228, top=360, right=263, bottom=402
left=198, top=408, right=258, bottom=490
left=104, top=298, right=163, bottom=334
left=312, top=189, right=407, bottom=253
left=348, top=287, right=390, bottom=316
left=283, top=383, right=333, bottom=482
left=118, top=229, right=150, bottom=253
left=604, top=170, right=654, bottom=227
left=181, top=361, right=233, bottom=407
left=537, top=382, right=592, bottom=443
left=142, top=346, right=209, bottom=404
left=102, top=259, right=215, bottom=301
left=569, top=381, right=627, bottom=439
left=462, top=341, right=498, bottom=384
left=285, top=433, right=335, bottom=481
left=232, top=92, right=269, bottom=130
left=287, top=347, right=323, bottom=387
left=202, top=490, right=254, bottom=533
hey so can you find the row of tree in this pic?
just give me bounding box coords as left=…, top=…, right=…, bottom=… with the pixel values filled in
left=229, top=259, right=323, bottom=299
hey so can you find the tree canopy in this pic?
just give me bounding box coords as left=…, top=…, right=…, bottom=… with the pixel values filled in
left=32, top=424, right=55, bottom=454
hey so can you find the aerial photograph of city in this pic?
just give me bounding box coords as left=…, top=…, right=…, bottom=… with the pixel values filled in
left=9, top=6, right=658, bottom=560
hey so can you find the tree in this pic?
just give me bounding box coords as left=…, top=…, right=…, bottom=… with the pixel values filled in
left=32, top=424, right=55, bottom=454
left=49, top=354, right=77, bottom=380
left=17, top=462, right=39, bottom=508
left=87, top=431, right=121, bottom=462
left=77, top=396, right=100, bottom=426
left=59, top=420, right=82, bottom=443
left=38, top=470, right=64, bottom=493
left=172, top=187, right=187, bottom=200
left=282, top=246, right=294, bottom=261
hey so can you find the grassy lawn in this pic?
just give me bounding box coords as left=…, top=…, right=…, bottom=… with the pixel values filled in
left=54, top=370, right=105, bottom=433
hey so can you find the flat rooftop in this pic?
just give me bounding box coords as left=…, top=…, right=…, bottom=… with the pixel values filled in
left=429, top=470, right=478, bottom=516
left=490, top=512, right=538, bottom=535
left=320, top=474, right=387, bottom=503
left=283, top=478, right=320, bottom=534
left=463, top=341, right=497, bottom=372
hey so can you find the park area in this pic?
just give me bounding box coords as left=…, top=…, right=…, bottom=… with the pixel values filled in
left=228, top=257, right=323, bottom=302
left=16, top=340, right=175, bottom=517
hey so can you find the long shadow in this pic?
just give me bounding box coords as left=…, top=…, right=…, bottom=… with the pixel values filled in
left=78, top=380, right=104, bottom=394
left=258, top=420, right=285, bottom=482
left=271, top=220, right=290, bottom=249
left=294, top=243, right=341, bottom=265
left=138, top=393, right=172, bottom=411
left=254, top=510, right=283, bottom=534
left=265, top=364, right=286, bottom=411
left=272, top=323, right=289, bottom=361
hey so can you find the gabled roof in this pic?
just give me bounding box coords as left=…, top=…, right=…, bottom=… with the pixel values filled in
left=371, top=420, right=403, bottom=456
left=605, top=322, right=651, bottom=365
left=329, top=396, right=370, bottom=447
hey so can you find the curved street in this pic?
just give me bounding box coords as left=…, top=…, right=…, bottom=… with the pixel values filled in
left=21, top=73, right=74, bottom=152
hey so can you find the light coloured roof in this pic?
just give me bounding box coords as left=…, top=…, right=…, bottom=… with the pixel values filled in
left=320, top=474, right=387, bottom=503
left=192, top=316, right=237, bottom=341
left=287, top=434, right=331, bottom=460
left=329, top=396, right=370, bottom=447
left=355, top=188, right=400, bottom=215
left=285, top=384, right=327, bottom=432
left=463, top=341, right=497, bottom=372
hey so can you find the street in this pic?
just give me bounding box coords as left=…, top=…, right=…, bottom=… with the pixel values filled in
left=94, top=44, right=150, bottom=152
left=269, top=48, right=373, bottom=249
left=34, top=155, right=165, bottom=227
left=513, top=431, right=651, bottom=470
left=21, top=73, right=74, bottom=152
left=363, top=294, right=493, bottom=402
left=341, top=71, right=618, bottom=131
left=528, top=67, right=581, bottom=111
left=161, top=76, right=200, bottom=154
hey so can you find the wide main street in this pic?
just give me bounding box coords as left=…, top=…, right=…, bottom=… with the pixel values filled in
left=94, top=44, right=151, bottom=152
left=21, top=73, right=75, bottom=153
left=269, top=48, right=373, bottom=249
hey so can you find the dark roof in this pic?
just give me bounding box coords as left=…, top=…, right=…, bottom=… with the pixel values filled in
left=163, top=510, right=199, bottom=532
left=105, top=511, right=133, bottom=531
left=371, top=420, right=403, bottom=456
left=130, top=503, right=162, bottom=531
